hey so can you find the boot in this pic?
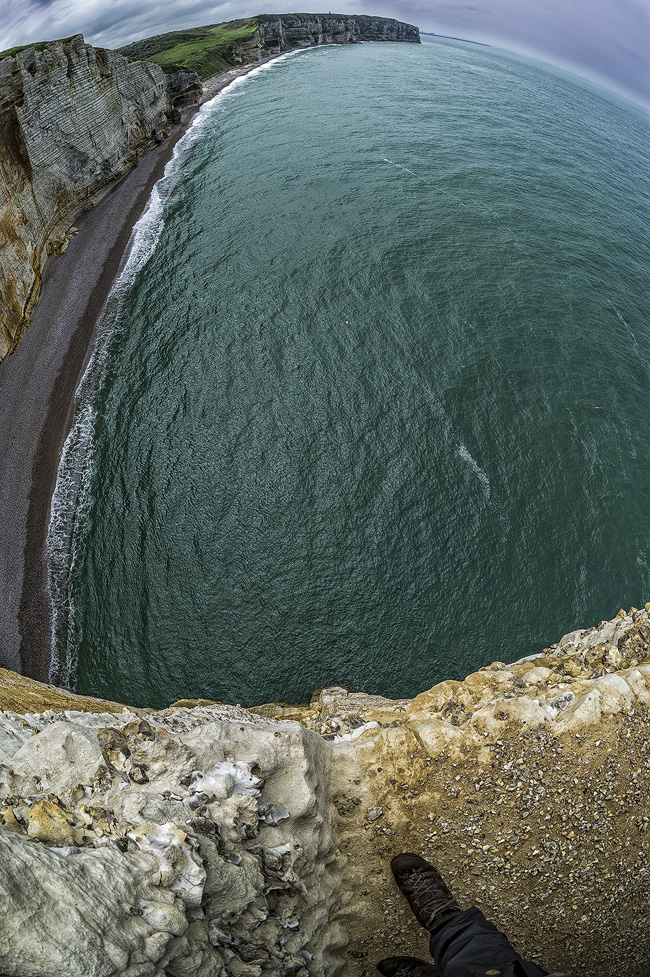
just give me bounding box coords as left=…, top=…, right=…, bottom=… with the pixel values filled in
left=377, top=956, right=437, bottom=977
left=391, top=853, right=461, bottom=933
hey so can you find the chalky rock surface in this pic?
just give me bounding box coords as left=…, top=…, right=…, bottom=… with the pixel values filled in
left=1, top=606, right=650, bottom=975
left=0, top=708, right=341, bottom=977
left=0, top=35, right=200, bottom=359
left=255, top=16, right=420, bottom=53
left=230, top=16, right=419, bottom=64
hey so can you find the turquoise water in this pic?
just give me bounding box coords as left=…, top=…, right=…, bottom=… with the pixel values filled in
left=58, top=39, right=650, bottom=708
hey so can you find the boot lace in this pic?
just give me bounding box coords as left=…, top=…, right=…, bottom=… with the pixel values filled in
left=406, top=870, right=458, bottom=927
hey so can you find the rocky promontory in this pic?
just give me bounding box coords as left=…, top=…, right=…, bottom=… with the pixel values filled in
left=251, top=15, right=420, bottom=56
left=0, top=34, right=201, bottom=360
left=118, top=15, right=420, bottom=80
left=1, top=605, right=649, bottom=976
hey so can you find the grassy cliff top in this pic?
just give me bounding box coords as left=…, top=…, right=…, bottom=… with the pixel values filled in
left=118, top=12, right=415, bottom=80
left=118, top=18, right=259, bottom=78
left=0, top=35, right=77, bottom=60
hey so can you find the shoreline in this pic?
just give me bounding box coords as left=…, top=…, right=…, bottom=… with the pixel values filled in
left=0, top=57, right=278, bottom=685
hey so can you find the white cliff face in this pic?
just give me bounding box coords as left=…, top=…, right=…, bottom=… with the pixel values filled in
left=0, top=706, right=342, bottom=977
left=243, top=16, right=420, bottom=59
left=0, top=35, right=199, bottom=359
left=224, top=15, right=420, bottom=65
left=1, top=606, right=650, bottom=976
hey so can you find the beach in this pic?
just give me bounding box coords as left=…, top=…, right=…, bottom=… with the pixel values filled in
left=0, top=61, right=272, bottom=684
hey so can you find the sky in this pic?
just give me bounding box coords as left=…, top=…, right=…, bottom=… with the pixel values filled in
left=0, top=0, right=648, bottom=110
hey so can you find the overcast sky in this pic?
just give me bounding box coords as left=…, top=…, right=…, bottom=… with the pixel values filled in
left=0, top=0, right=648, bottom=109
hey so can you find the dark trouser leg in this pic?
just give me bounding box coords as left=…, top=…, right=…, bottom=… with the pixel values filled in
left=429, top=907, right=548, bottom=977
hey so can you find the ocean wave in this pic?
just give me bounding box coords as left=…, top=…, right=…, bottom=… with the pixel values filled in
left=47, top=400, right=95, bottom=685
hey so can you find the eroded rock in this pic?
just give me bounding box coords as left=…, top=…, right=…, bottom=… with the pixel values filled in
left=1, top=606, right=650, bottom=975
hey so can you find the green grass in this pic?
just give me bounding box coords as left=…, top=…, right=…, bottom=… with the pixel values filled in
left=0, top=36, right=76, bottom=60
left=118, top=19, right=259, bottom=79
left=116, top=12, right=403, bottom=81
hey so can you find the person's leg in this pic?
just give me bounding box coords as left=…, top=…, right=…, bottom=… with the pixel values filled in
left=429, top=906, right=548, bottom=977
left=388, top=855, right=548, bottom=977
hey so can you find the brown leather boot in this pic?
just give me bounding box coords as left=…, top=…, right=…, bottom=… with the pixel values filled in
left=377, top=956, right=437, bottom=977
left=391, top=853, right=461, bottom=933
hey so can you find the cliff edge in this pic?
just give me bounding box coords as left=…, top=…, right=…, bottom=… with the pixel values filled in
left=0, top=34, right=200, bottom=360
left=1, top=605, right=649, bottom=976
left=118, top=15, right=420, bottom=80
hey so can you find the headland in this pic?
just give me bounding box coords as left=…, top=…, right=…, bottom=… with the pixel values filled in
left=0, top=21, right=647, bottom=977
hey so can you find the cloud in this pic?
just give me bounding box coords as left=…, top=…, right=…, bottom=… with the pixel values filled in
left=0, top=0, right=242, bottom=51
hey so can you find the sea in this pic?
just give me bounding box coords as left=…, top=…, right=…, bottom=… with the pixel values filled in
left=48, top=37, right=650, bottom=709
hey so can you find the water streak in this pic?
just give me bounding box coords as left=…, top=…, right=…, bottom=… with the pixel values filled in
left=458, top=444, right=491, bottom=500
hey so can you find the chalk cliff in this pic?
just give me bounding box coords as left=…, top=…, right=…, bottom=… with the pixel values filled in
left=245, top=15, right=420, bottom=58
left=117, top=15, right=420, bottom=79
left=1, top=605, right=649, bottom=976
left=0, top=34, right=200, bottom=360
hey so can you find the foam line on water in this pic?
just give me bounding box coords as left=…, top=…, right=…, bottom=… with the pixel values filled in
left=381, top=155, right=531, bottom=260
left=114, top=50, right=319, bottom=289
left=382, top=156, right=472, bottom=211
left=45, top=163, right=179, bottom=682
left=565, top=407, right=607, bottom=479
left=47, top=400, right=95, bottom=685
left=199, top=46, right=320, bottom=110
left=458, top=443, right=491, bottom=499
left=611, top=303, right=650, bottom=373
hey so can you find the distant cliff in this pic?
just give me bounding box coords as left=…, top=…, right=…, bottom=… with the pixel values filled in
left=250, top=14, right=420, bottom=55
left=118, top=14, right=420, bottom=81
left=0, top=34, right=200, bottom=360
